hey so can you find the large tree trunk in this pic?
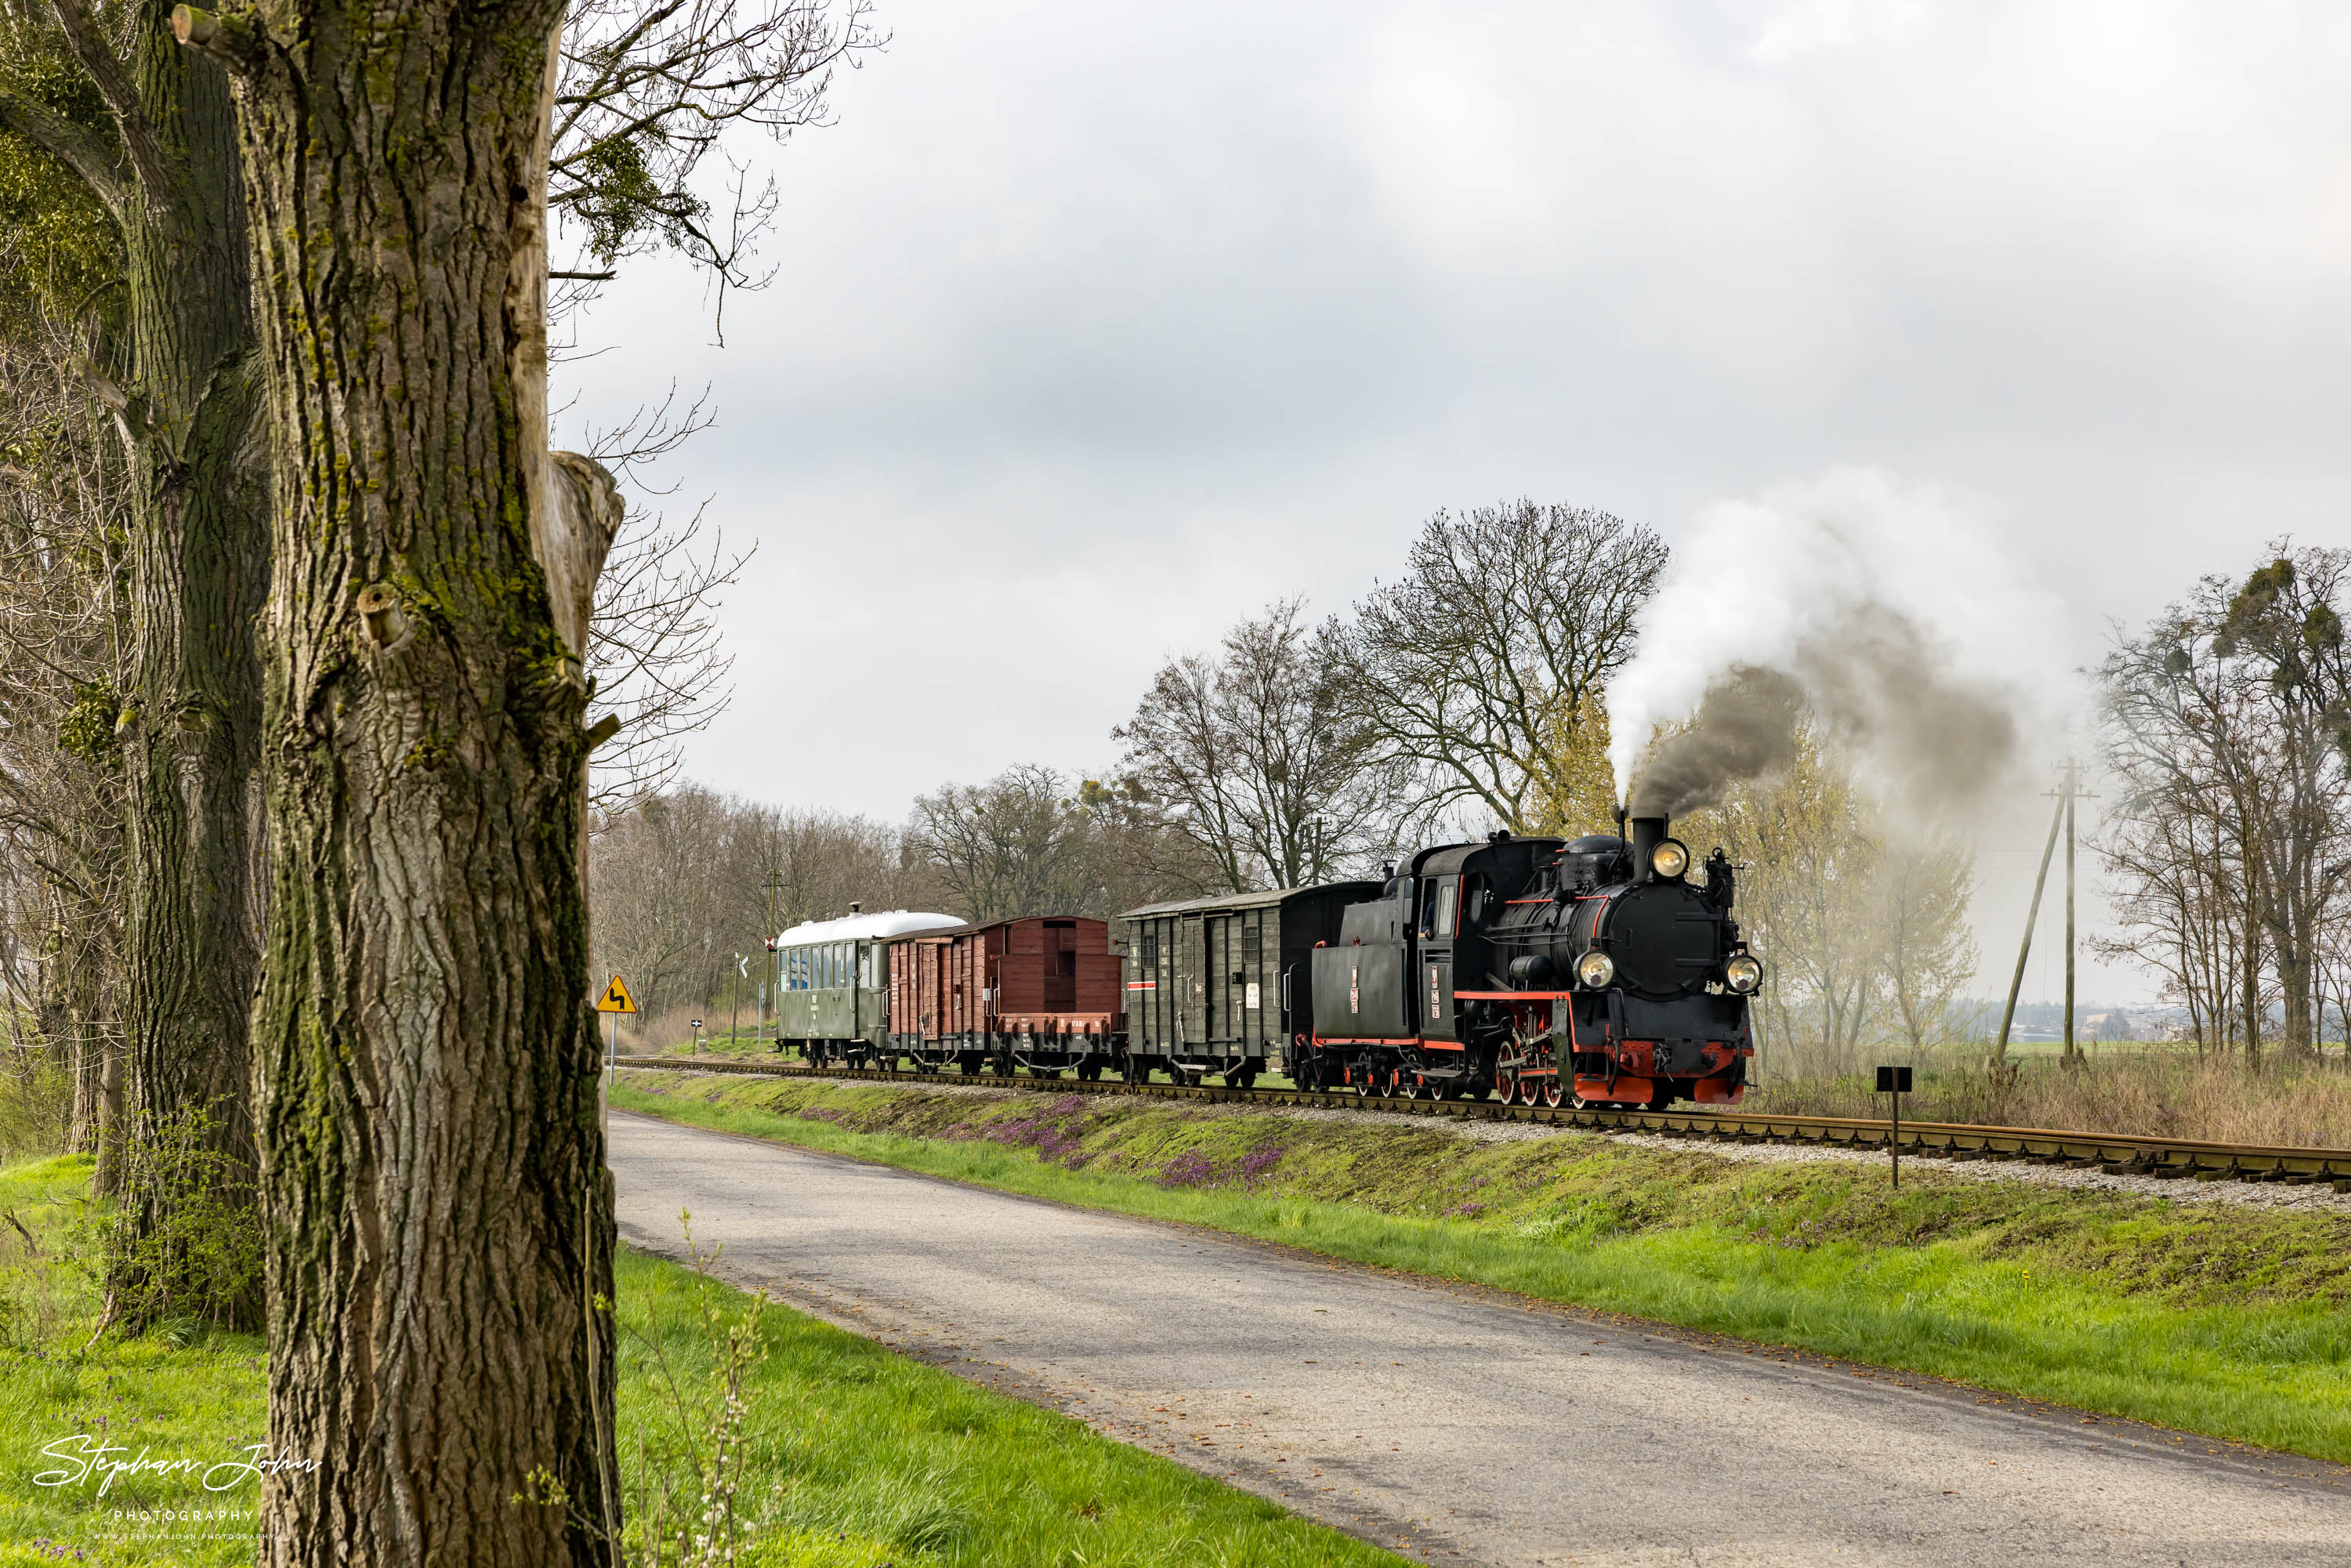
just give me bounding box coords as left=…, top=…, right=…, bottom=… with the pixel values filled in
left=45, top=2, right=273, bottom=1328
left=197, top=2, right=622, bottom=1559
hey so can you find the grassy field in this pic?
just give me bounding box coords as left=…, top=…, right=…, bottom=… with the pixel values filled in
left=613, top=1070, right=2351, bottom=1465
left=0, top=1154, right=1399, bottom=1568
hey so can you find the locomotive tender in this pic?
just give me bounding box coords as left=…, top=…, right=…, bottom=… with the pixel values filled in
left=776, top=810, right=1759, bottom=1110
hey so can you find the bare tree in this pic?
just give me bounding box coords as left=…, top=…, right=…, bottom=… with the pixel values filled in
left=2097, top=551, right=2351, bottom=1063
left=0, top=332, right=130, bottom=1168
left=1114, top=599, right=1404, bottom=893
left=1878, top=833, right=1980, bottom=1051
left=1337, top=500, right=1668, bottom=832
left=907, top=764, right=1215, bottom=925
left=550, top=0, right=886, bottom=331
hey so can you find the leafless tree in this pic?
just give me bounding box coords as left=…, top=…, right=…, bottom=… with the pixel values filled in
left=1114, top=599, right=1407, bottom=893
left=550, top=0, right=886, bottom=334
left=1877, top=833, right=1980, bottom=1051
left=2099, top=549, right=2351, bottom=1063
left=0, top=331, right=130, bottom=1171
left=907, top=764, right=1217, bottom=925
left=1336, top=500, right=1668, bottom=832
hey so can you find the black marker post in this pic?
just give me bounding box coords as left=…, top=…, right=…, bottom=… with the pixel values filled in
left=1875, top=1064, right=1914, bottom=1188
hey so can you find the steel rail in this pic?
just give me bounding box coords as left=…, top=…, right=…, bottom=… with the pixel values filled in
left=611, top=1055, right=2351, bottom=1190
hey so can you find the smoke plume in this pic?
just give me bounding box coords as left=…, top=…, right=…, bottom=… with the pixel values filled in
left=1630, top=667, right=1804, bottom=816
left=1612, top=469, right=2064, bottom=818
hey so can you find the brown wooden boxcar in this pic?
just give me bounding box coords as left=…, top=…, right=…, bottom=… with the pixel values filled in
left=886, top=916, right=1123, bottom=1077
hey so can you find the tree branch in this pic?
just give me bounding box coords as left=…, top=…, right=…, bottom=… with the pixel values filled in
left=48, top=0, right=173, bottom=201
left=0, top=85, right=129, bottom=220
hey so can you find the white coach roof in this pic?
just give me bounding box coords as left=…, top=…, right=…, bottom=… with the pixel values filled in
left=774, top=910, right=964, bottom=947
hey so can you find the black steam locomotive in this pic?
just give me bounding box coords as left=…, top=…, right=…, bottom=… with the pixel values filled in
left=1299, top=813, right=1761, bottom=1107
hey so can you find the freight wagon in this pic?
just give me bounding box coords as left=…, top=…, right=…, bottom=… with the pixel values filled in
left=1118, top=883, right=1381, bottom=1087
left=886, top=916, right=1124, bottom=1077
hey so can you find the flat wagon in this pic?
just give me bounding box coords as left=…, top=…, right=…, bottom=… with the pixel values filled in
left=1119, top=882, right=1381, bottom=1087
left=886, top=915, right=1123, bottom=1077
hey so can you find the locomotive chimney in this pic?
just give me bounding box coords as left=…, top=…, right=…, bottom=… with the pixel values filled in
left=1629, top=814, right=1668, bottom=882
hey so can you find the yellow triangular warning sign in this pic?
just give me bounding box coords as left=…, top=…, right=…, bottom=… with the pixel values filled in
left=595, top=975, right=637, bottom=1014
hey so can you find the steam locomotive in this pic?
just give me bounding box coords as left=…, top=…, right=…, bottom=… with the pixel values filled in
left=1296, top=813, right=1761, bottom=1107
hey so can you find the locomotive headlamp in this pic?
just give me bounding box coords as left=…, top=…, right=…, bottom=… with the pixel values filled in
left=1650, top=838, right=1690, bottom=880
left=1725, top=954, right=1762, bottom=994
left=1576, top=951, right=1616, bottom=989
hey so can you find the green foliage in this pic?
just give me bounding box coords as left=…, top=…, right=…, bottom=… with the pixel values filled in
left=55, top=680, right=118, bottom=763
left=573, top=131, right=708, bottom=266
left=0, top=1037, right=74, bottom=1164
left=0, top=17, right=125, bottom=339
left=90, top=1100, right=262, bottom=1333
left=615, top=1074, right=2351, bottom=1462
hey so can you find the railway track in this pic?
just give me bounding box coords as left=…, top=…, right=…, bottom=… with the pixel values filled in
left=613, top=1054, right=2351, bottom=1190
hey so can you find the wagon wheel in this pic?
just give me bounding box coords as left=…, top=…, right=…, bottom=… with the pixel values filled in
left=958, top=1055, right=980, bottom=1076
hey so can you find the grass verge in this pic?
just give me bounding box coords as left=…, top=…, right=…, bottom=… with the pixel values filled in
left=612, top=1070, right=2351, bottom=1465
left=0, top=1153, right=1393, bottom=1567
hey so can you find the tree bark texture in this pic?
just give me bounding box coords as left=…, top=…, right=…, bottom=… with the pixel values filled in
left=212, top=3, right=621, bottom=1560
left=98, top=5, right=270, bottom=1327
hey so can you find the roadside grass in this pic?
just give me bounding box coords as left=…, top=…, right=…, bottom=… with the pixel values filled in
left=0, top=1155, right=1394, bottom=1568
left=613, top=1071, right=2351, bottom=1465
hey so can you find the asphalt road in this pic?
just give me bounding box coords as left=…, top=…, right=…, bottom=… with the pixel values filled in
left=608, top=1111, right=2351, bottom=1566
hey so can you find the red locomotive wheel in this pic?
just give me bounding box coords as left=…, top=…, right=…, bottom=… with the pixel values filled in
left=1495, top=1070, right=1517, bottom=1104
left=1539, top=1077, right=1563, bottom=1109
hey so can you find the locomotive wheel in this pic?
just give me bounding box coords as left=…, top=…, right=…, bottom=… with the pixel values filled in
left=1539, top=1077, right=1563, bottom=1109
left=1351, top=1066, right=1370, bottom=1099
left=1379, top=1070, right=1400, bottom=1099
left=1494, top=1070, right=1516, bottom=1104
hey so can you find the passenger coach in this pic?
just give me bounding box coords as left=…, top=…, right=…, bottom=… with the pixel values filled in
left=774, top=907, right=958, bottom=1066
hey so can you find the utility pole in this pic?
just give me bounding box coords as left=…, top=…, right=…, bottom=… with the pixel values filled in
left=1998, top=762, right=2083, bottom=1069
left=1995, top=780, right=2065, bottom=1067
left=2063, top=762, right=2079, bottom=1066
left=761, top=870, right=786, bottom=1049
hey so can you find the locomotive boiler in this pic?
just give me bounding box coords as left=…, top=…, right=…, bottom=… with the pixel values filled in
left=1302, top=814, right=1761, bottom=1107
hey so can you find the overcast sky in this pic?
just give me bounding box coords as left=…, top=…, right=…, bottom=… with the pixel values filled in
left=556, top=0, right=2351, bottom=1006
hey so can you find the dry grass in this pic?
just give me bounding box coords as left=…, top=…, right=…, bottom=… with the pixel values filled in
left=1748, top=1047, right=2351, bottom=1148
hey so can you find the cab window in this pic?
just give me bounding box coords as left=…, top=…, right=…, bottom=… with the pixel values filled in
left=1434, top=878, right=1458, bottom=937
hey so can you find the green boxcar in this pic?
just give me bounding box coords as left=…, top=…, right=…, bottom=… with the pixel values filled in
left=774, top=910, right=960, bottom=1066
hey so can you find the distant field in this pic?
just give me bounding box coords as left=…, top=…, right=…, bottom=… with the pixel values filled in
left=614, top=1070, right=2351, bottom=1465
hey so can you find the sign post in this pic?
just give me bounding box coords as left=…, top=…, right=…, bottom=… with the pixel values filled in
left=595, top=975, right=638, bottom=1092
left=1875, top=1064, right=1913, bottom=1189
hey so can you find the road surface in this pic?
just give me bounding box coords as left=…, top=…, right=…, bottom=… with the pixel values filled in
left=609, top=1110, right=2351, bottom=1566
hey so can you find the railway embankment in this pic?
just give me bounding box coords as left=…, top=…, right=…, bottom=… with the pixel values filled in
left=612, top=1068, right=2351, bottom=1465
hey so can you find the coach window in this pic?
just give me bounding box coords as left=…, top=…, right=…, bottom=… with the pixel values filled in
left=860, top=945, right=877, bottom=989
